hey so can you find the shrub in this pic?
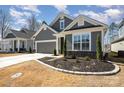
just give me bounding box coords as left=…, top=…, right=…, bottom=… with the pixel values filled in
left=29, top=47, right=32, bottom=53
left=108, top=51, right=118, bottom=57
left=72, top=54, right=76, bottom=59
left=9, top=48, right=13, bottom=52
left=96, top=35, right=102, bottom=60
left=54, top=48, right=57, bottom=56
left=83, top=56, right=91, bottom=61
left=76, top=59, right=80, bottom=63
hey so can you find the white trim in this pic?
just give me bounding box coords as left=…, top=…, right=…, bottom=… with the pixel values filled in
left=32, top=24, right=58, bottom=39
left=60, top=27, right=106, bottom=35
left=56, top=37, right=59, bottom=54
left=35, top=39, right=56, bottom=43
left=2, top=38, right=28, bottom=41
left=72, top=34, right=74, bottom=51
left=89, top=32, right=91, bottom=51
left=17, top=40, right=20, bottom=52
left=26, top=40, right=27, bottom=49
left=50, top=12, right=74, bottom=26
left=12, top=40, right=14, bottom=50
left=72, top=32, right=91, bottom=51
left=35, top=41, right=37, bottom=52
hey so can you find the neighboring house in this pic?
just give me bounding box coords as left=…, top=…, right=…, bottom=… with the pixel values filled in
left=109, top=23, right=119, bottom=43
left=111, top=19, right=124, bottom=52
left=104, top=23, right=119, bottom=52
left=33, top=12, right=108, bottom=57
left=0, top=28, right=35, bottom=52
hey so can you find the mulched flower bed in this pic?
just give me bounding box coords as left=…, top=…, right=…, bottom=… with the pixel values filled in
left=38, top=57, right=115, bottom=72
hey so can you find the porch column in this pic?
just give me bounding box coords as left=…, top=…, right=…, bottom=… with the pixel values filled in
left=12, top=40, right=14, bottom=51
left=26, top=40, right=27, bottom=50
left=35, top=41, right=37, bottom=52
left=56, top=36, right=59, bottom=55
left=17, top=40, right=20, bottom=52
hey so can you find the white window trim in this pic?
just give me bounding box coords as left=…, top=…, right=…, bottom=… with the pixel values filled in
left=60, top=20, right=65, bottom=30
left=72, top=32, right=91, bottom=51
left=35, top=39, right=56, bottom=43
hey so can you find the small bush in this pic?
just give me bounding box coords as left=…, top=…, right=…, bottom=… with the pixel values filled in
left=9, top=48, right=13, bottom=52
left=83, top=56, right=91, bottom=61
left=54, top=48, right=57, bottom=56
left=76, top=59, right=80, bottom=63
left=29, top=47, right=32, bottom=53
left=108, top=51, right=118, bottom=57
left=63, top=58, right=67, bottom=61
left=72, top=54, right=76, bottom=59
left=32, top=49, right=36, bottom=53
left=96, top=35, right=102, bottom=60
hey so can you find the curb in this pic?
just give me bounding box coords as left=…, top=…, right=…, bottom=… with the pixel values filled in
left=35, top=60, right=120, bottom=75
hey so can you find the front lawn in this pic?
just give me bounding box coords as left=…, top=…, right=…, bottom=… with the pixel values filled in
left=0, top=53, right=24, bottom=57
left=0, top=60, right=123, bottom=87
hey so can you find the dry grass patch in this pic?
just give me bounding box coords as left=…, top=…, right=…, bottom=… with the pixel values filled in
left=0, top=53, right=24, bottom=57
left=0, top=60, right=124, bottom=87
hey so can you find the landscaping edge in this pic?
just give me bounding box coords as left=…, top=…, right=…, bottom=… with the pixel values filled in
left=35, top=59, right=120, bottom=75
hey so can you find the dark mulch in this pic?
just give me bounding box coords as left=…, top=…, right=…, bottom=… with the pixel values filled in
left=38, top=57, right=115, bottom=72
left=39, top=57, right=54, bottom=62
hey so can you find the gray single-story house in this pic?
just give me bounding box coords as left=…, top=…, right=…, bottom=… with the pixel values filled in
left=111, top=19, right=124, bottom=52
left=0, top=28, right=35, bottom=52
left=33, top=12, right=108, bottom=57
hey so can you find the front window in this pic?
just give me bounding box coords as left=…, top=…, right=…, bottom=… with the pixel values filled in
left=73, top=33, right=90, bottom=51
left=74, top=35, right=80, bottom=50
left=60, top=20, right=64, bottom=29
left=82, top=34, right=90, bottom=50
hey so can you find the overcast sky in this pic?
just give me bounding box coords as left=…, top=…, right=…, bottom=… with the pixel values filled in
left=0, top=5, right=124, bottom=30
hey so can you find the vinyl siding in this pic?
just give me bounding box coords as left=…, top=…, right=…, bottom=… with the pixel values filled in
left=51, top=17, right=73, bottom=32
left=35, top=28, right=56, bottom=41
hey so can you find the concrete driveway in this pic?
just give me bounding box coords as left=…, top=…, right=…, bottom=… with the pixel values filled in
left=0, top=53, right=53, bottom=68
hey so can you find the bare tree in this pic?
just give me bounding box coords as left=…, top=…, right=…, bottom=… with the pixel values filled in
left=0, top=9, right=11, bottom=39
left=27, top=14, right=41, bottom=31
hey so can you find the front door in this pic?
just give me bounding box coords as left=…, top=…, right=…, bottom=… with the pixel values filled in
left=14, top=40, right=17, bottom=51
left=60, top=37, right=64, bottom=54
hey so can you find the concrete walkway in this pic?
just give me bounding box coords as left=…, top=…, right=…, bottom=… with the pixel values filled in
left=0, top=53, right=53, bottom=68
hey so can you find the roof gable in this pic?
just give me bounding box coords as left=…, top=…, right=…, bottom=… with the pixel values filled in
left=32, top=23, right=58, bottom=39
left=50, top=12, right=74, bottom=26
left=4, top=33, right=16, bottom=38
left=63, top=15, right=108, bottom=32
left=4, top=29, right=35, bottom=39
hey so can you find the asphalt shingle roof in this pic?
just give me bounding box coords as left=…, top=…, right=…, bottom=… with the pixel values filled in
left=10, top=29, right=35, bottom=39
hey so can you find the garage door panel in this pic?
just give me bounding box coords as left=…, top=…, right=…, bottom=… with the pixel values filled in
left=37, top=42, right=56, bottom=53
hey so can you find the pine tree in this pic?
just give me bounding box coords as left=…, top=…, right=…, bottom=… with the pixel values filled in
left=54, top=48, right=57, bottom=56
left=96, top=35, right=102, bottom=60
